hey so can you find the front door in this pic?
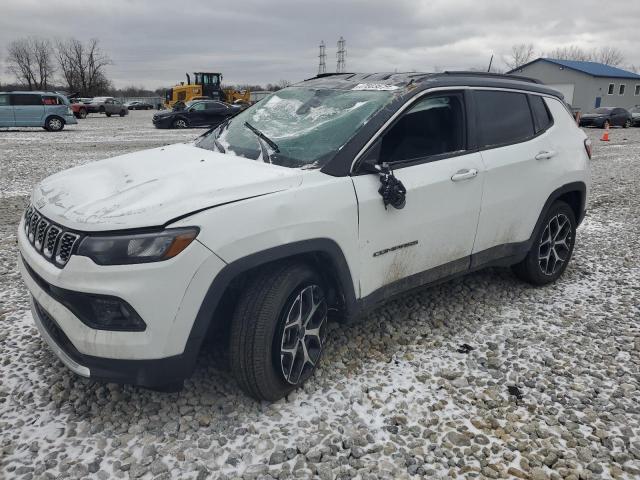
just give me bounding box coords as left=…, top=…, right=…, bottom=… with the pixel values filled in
left=352, top=91, right=484, bottom=298
left=11, top=94, right=44, bottom=126
left=187, top=102, right=208, bottom=126
left=0, top=93, right=14, bottom=127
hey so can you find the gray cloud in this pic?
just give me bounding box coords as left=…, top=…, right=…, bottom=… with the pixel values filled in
left=1, top=0, right=638, bottom=89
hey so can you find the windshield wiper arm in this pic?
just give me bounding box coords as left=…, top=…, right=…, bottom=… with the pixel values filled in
left=243, top=122, right=280, bottom=153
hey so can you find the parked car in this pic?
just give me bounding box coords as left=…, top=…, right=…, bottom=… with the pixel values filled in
left=629, top=106, right=640, bottom=126
left=69, top=98, right=93, bottom=119
left=83, top=97, right=128, bottom=117
left=18, top=72, right=590, bottom=400
left=579, top=107, right=632, bottom=128
left=0, top=91, right=77, bottom=131
left=125, top=101, right=154, bottom=110
left=152, top=99, right=241, bottom=128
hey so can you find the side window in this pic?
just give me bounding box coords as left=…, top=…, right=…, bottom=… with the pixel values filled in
left=0, top=94, right=9, bottom=106
left=529, top=95, right=553, bottom=133
left=191, top=102, right=206, bottom=111
left=12, top=94, right=43, bottom=106
left=379, top=93, right=466, bottom=164
left=475, top=90, right=534, bottom=148
left=42, top=96, right=62, bottom=105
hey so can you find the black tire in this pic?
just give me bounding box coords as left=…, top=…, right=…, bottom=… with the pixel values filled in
left=105, top=112, right=112, bottom=117
left=623, top=119, right=631, bottom=128
left=44, top=116, right=65, bottom=132
left=603, top=120, right=610, bottom=129
left=512, top=201, right=576, bottom=285
left=78, top=108, right=87, bottom=119
left=171, top=118, right=188, bottom=129
left=230, top=262, right=329, bottom=401
left=119, top=110, right=126, bottom=117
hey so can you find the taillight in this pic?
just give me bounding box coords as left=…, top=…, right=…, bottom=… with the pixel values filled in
left=584, top=138, right=592, bottom=160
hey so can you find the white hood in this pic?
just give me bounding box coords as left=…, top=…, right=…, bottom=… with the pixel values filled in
left=32, top=143, right=303, bottom=231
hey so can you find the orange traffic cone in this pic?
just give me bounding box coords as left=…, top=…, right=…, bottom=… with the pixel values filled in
left=600, top=123, right=610, bottom=142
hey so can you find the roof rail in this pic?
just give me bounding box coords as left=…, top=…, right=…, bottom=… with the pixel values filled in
left=441, top=71, right=541, bottom=84
left=303, top=72, right=355, bottom=81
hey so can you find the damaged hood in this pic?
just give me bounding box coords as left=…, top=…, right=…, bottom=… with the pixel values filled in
left=32, top=143, right=303, bottom=232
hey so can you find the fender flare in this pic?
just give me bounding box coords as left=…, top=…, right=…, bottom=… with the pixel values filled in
left=529, top=181, right=587, bottom=246
left=180, top=238, right=357, bottom=371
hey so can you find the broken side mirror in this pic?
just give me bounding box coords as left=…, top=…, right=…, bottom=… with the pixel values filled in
left=360, top=160, right=407, bottom=210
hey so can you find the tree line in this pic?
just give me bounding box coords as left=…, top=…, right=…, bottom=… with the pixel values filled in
left=5, top=36, right=112, bottom=96
left=504, top=43, right=637, bottom=72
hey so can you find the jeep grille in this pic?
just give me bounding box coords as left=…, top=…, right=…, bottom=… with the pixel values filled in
left=23, top=205, right=81, bottom=267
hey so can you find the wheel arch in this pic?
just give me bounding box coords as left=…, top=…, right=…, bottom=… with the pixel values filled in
left=44, top=114, right=65, bottom=130
left=530, top=182, right=586, bottom=245
left=179, top=239, right=357, bottom=370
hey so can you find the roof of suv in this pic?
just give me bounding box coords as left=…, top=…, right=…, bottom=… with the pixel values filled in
left=298, top=71, right=563, bottom=99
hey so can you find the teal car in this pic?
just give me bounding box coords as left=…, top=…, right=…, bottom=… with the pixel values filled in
left=0, top=91, right=78, bottom=131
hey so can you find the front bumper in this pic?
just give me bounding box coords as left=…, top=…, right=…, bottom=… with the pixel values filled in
left=64, top=114, right=78, bottom=125
left=30, top=295, right=194, bottom=387
left=152, top=115, right=173, bottom=128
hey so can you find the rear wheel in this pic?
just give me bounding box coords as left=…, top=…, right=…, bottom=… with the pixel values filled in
left=172, top=118, right=188, bottom=129
left=119, top=110, right=126, bottom=117
left=603, top=120, right=610, bottom=129
left=105, top=112, right=112, bottom=117
left=78, top=108, right=87, bottom=119
left=513, top=201, right=576, bottom=285
left=230, top=263, right=328, bottom=401
left=623, top=119, right=631, bottom=128
left=44, top=116, right=64, bottom=132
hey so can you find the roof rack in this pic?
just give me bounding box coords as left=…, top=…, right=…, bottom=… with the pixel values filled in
left=441, top=71, right=541, bottom=84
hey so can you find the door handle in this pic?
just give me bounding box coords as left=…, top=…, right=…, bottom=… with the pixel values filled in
left=451, top=168, right=478, bottom=182
left=535, top=150, right=556, bottom=161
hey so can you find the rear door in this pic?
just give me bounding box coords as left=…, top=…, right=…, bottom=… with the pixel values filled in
left=204, top=101, right=231, bottom=126
left=352, top=90, right=484, bottom=298
left=472, top=90, right=557, bottom=261
left=11, top=94, right=45, bottom=126
left=0, top=93, right=14, bottom=126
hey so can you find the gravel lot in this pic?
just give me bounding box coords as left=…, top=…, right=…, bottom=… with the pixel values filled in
left=1, top=112, right=639, bottom=480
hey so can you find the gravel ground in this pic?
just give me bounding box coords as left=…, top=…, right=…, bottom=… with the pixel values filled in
left=1, top=114, right=639, bottom=480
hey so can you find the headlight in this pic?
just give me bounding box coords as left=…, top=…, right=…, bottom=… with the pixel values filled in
left=77, top=227, right=199, bottom=265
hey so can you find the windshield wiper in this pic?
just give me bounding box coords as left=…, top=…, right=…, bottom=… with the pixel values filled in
left=244, top=122, right=280, bottom=153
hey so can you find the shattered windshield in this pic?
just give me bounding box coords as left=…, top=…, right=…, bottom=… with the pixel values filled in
left=196, top=86, right=394, bottom=168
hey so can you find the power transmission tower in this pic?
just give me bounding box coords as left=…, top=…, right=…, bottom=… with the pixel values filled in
left=318, top=41, right=326, bottom=75
left=336, top=36, right=346, bottom=73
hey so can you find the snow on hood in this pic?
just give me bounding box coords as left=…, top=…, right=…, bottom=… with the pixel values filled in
left=31, top=143, right=303, bottom=232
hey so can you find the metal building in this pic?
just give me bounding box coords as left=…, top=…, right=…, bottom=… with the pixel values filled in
left=508, top=58, right=640, bottom=113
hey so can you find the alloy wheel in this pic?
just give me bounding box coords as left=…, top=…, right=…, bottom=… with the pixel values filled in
left=174, top=119, right=187, bottom=128
left=538, top=213, right=572, bottom=276
left=279, top=284, right=327, bottom=385
left=48, top=118, right=63, bottom=131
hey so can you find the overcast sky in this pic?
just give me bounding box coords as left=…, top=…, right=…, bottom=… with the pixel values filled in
left=1, top=0, right=639, bottom=89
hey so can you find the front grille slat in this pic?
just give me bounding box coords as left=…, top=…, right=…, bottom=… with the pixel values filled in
left=23, top=205, right=81, bottom=268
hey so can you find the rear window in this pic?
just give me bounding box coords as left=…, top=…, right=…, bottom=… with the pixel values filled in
left=475, top=90, right=534, bottom=148
left=12, top=94, right=42, bottom=106
left=529, top=95, right=553, bottom=133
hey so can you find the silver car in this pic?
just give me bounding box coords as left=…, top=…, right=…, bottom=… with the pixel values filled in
left=0, top=92, right=78, bottom=131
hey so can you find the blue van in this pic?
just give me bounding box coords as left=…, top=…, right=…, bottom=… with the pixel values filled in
left=0, top=91, right=78, bottom=131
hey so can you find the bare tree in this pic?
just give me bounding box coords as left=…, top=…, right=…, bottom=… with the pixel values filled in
left=6, top=37, right=55, bottom=90
left=545, top=45, right=625, bottom=66
left=56, top=38, right=112, bottom=96
left=592, top=46, right=625, bottom=67
left=504, top=43, right=535, bottom=70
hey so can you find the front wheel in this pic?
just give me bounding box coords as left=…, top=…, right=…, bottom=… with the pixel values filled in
left=44, top=116, right=64, bottom=132
left=623, top=119, right=631, bottom=128
left=512, top=201, right=576, bottom=285
left=172, top=118, right=188, bottom=129
left=230, top=263, right=329, bottom=401
left=119, top=110, right=126, bottom=117
left=78, top=108, right=87, bottom=119
left=105, top=112, right=112, bottom=117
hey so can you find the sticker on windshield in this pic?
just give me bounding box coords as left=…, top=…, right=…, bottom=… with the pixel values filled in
left=352, top=83, right=400, bottom=91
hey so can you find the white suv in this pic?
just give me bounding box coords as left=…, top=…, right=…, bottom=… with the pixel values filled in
left=18, top=72, right=591, bottom=400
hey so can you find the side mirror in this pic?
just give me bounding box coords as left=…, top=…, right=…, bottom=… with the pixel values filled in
left=361, top=162, right=406, bottom=210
